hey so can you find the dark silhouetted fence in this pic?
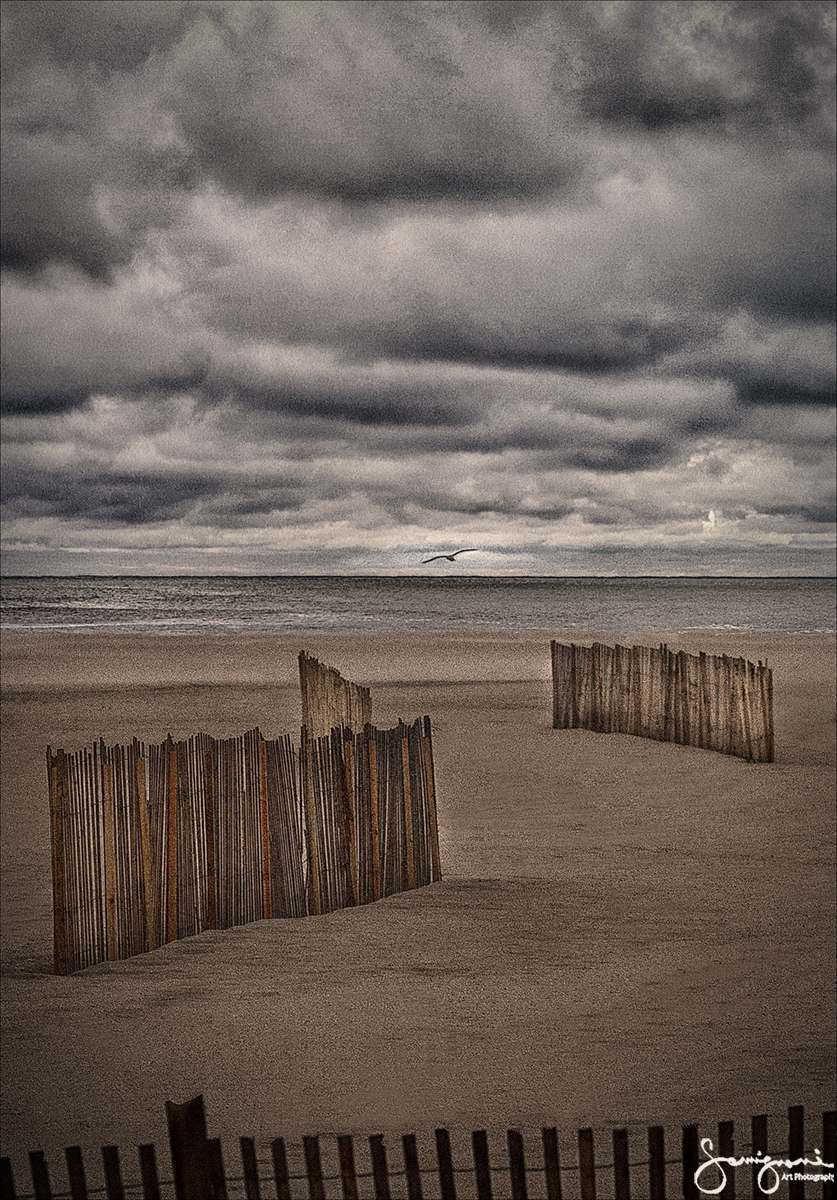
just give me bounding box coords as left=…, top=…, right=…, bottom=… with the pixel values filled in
left=47, top=719, right=440, bottom=975
left=300, top=651, right=372, bottom=739
left=551, top=642, right=774, bottom=762
left=2, top=1095, right=834, bottom=1199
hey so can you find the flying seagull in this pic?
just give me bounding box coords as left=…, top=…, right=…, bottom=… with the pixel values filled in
left=421, top=548, right=479, bottom=564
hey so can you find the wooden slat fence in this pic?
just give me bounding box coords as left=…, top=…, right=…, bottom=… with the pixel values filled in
left=551, top=642, right=774, bottom=763
left=300, top=652, right=372, bottom=739
left=2, top=1097, right=834, bottom=1199
left=47, top=719, right=440, bottom=975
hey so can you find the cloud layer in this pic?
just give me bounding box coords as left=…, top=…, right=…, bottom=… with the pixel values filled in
left=2, top=0, right=835, bottom=574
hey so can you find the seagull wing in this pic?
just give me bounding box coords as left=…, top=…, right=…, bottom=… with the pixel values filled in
left=421, top=555, right=447, bottom=564
left=452, top=548, right=478, bottom=557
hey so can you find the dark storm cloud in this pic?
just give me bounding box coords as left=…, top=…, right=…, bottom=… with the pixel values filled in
left=1, top=0, right=834, bottom=574
left=3, top=0, right=834, bottom=279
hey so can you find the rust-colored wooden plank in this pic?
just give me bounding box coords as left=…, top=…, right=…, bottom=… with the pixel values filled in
left=337, top=1136, right=359, bottom=1200
left=472, top=1130, right=492, bottom=1200
left=401, top=734, right=416, bottom=890
left=240, top=1137, right=261, bottom=1200
left=435, top=1129, right=456, bottom=1200
left=48, top=751, right=70, bottom=975
left=28, top=1151, right=52, bottom=1200
left=270, top=1139, right=291, bottom=1200
left=368, top=739, right=382, bottom=900
left=343, top=732, right=359, bottom=905
left=541, top=1128, right=563, bottom=1200
left=302, top=734, right=322, bottom=915
left=258, top=740, right=271, bottom=919
left=751, top=1115, right=768, bottom=1200
left=204, top=748, right=217, bottom=930
left=138, top=1145, right=161, bottom=1200
left=788, top=1107, right=805, bottom=1200
left=165, top=744, right=178, bottom=943
left=369, top=1135, right=392, bottom=1200
left=507, top=1130, right=527, bottom=1200
left=578, top=1129, right=596, bottom=1200
left=613, top=1129, right=630, bottom=1200
left=423, top=718, right=442, bottom=883
left=101, top=1146, right=124, bottom=1200
left=402, top=1133, right=423, bottom=1200
left=65, top=1147, right=88, bottom=1200
left=648, top=1126, right=665, bottom=1200
left=303, top=1137, right=325, bottom=1200
left=135, top=754, right=156, bottom=953
left=682, top=1125, right=699, bottom=1200
left=717, top=1121, right=734, bottom=1200
left=765, top=665, right=775, bottom=762
left=101, top=755, right=118, bottom=960
left=0, top=1156, right=17, bottom=1200
left=823, top=1110, right=836, bottom=1200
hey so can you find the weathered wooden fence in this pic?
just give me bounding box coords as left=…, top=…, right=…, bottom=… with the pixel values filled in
left=300, top=651, right=372, bottom=739
left=2, top=1096, right=834, bottom=1199
left=47, top=719, right=440, bottom=975
left=551, top=642, right=774, bottom=763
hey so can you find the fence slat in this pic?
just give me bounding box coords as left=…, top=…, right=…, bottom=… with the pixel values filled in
left=138, top=1145, right=161, bottom=1200
left=0, top=1157, right=16, bottom=1200
left=682, top=1125, right=699, bottom=1200
left=508, top=1130, right=528, bottom=1200
left=48, top=751, right=70, bottom=975
left=369, top=1135, right=392, bottom=1200
left=28, top=1151, right=52, bottom=1200
left=402, top=1134, right=424, bottom=1200
left=752, top=1115, right=768, bottom=1200
left=789, top=1106, right=805, bottom=1200
left=436, top=1128, right=457, bottom=1200
left=240, top=1137, right=261, bottom=1200
left=303, top=1137, right=325, bottom=1200
left=270, top=1139, right=291, bottom=1200
left=578, top=1129, right=596, bottom=1200
left=648, top=1126, right=666, bottom=1200
left=102, top=1146, right=124, bottom=1200
left=541, top=1128, right=563, bottom=1200
left=65, top=1147, right=88, bottom=1200
left=337, top=1136, right=359, bottom=1200
left=472, top=1131, right=492, bottom=1200
left=717, top=1121, right=734, bottom=1200
left=613, top=1129, right=630, bottom=1200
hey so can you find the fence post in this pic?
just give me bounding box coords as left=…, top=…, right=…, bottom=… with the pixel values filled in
left=166, top=1095, right=226, bottom=1200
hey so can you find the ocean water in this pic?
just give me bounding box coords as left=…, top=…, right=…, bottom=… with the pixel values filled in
left=1, top=575, right=834, bottom=636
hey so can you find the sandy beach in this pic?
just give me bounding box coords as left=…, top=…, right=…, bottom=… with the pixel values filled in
left=1, top=631, right=835, bottom=1193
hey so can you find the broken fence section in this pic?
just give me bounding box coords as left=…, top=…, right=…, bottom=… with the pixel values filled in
left=2, top=1096, right=834, bottom=1200
left=47, top=719, right=441, bottom=976
left=299, top=650, right=372, bottom=739
left=551, top=641, right=774, bottom=763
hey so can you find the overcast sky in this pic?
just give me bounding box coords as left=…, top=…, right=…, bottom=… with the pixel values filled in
left=1, top=0, right=835, bottom=576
